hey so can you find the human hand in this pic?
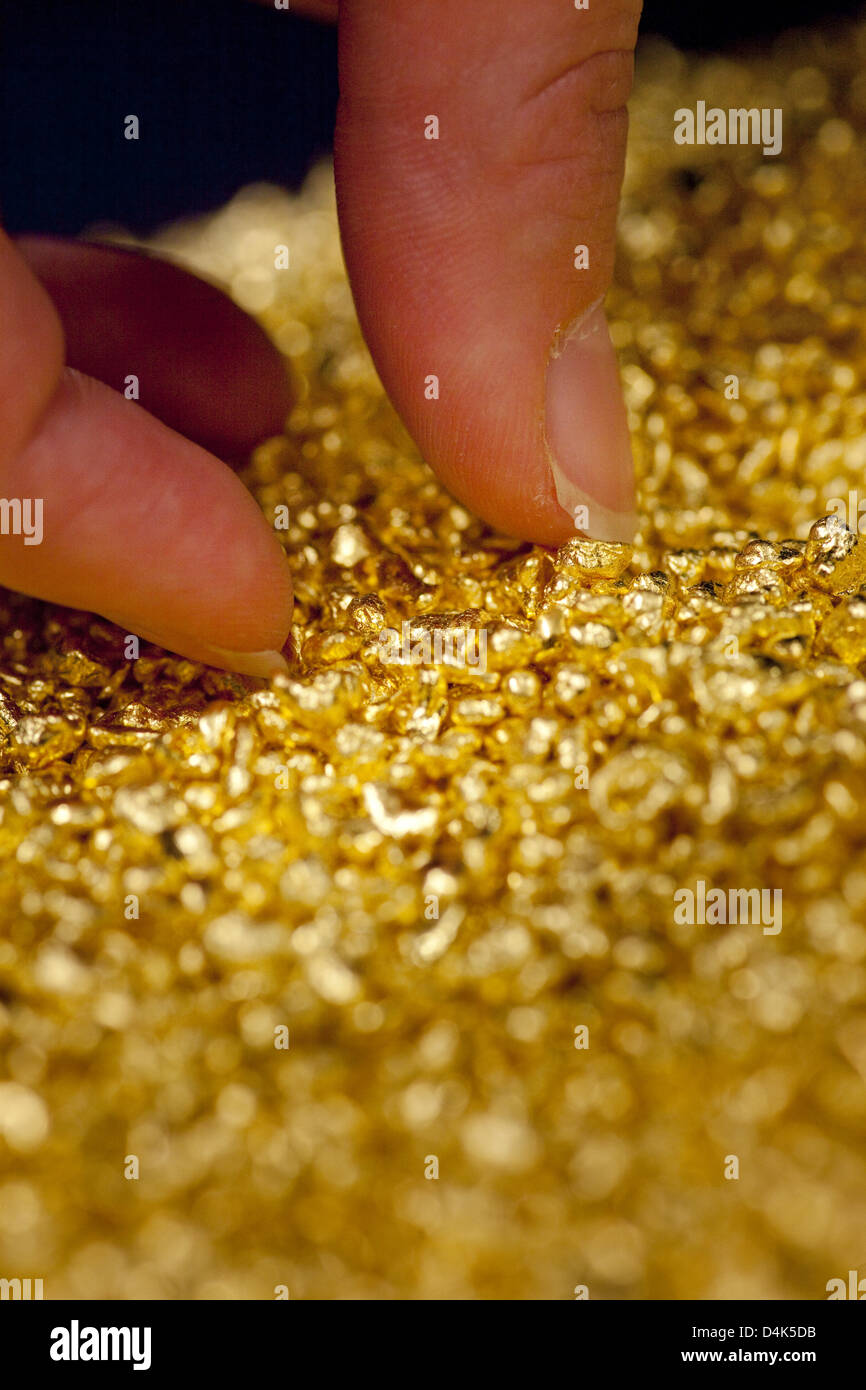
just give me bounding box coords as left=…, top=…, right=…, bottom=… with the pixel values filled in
left=3, top=0, right=641, bottom=677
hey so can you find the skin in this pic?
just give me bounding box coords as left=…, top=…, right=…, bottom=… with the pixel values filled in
left=1, top=0, right=642, bottom=675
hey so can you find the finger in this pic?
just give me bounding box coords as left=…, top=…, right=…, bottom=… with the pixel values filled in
left=16, top=236, right=293, bottom=459
left=1, top=369, right=293, bottom=675
left=0, top=230, right=65, bottom=470
left=334, top=0, right=642, bottom=545
left=0, top=234, right=292, bottom=676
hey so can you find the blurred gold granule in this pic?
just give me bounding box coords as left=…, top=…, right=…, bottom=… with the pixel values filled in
left=4, top=22, right=866, bottom=1300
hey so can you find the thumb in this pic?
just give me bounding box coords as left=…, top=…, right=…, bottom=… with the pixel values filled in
left=334, top=0, right=641, bottom=546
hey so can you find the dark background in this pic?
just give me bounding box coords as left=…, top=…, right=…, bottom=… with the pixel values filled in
left=2, top=0, right=863, bottom=237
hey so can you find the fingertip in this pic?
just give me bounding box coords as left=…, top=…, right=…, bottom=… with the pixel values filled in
left=334, top=0, right=641, bottom=548
left=0, top=369, right=294, bottom=664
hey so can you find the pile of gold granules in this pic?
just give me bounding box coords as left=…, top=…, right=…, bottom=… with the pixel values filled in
left=4, top=20, right=866, bottom=1302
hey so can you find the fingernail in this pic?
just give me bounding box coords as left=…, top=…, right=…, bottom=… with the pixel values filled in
left=118, top=621, right=290, bottom=679
left=198, top=646, right=290, bottom=679
left=544, top=298, right=638, bottom=543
